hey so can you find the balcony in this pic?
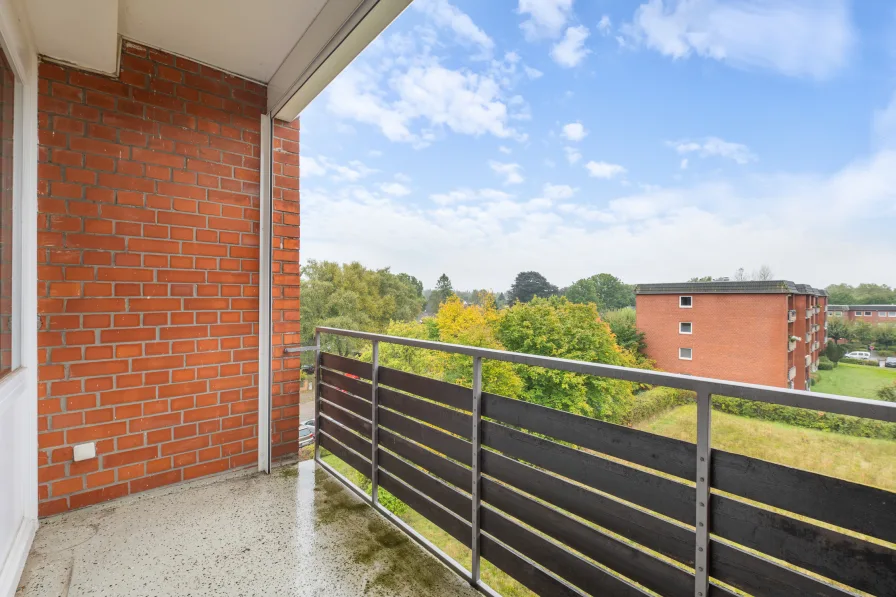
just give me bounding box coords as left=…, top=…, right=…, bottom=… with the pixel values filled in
left=788, top=366, right=797, bottom=380
left=805, top=309, right=813, bottom=319
left=788, top=339, right=797, bottom=352
left=812, top=324, right=820, bottom=333
left=788, top=309, right=797, bottom=322
left=805, top=333, right=812, bottom=343
left=805, top=354, right=812, bottom=366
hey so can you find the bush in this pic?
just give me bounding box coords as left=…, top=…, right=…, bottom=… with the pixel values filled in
left=840, top=358, right=879, bottom=366
left=877, top=382, right=896, bottom=403
left=817, top=358, right=835, bottom=371
left=621, top=387, right=695, bottom=425
left=824, top=341, right=845, bottom=363
left=712, top=395, right=896, bottom=440
left=877, top=350, right=895, bottom=358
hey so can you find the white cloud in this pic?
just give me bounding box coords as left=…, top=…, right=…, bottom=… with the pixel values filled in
left=412, top=0, right=494, bottom=56
left=490, top=161, right=525, bottom=185
left=380, top=182, right=412, bottom=197
left=598, top=15, right=612, bottom=35
left=622, top=0, right=854, bottom=79
left=564, top=146, right=582, bottom=164
left=669, top=137, right=756, bottom=164
left=542, top=183, right=577, bottom=200
left=368, top=150, right=384, bottom=158
left=301, top=156, right=377, bottom=181
left=518, top=0, right=575, bottom=40
left=430, top=188, right=514, bottom=205
left=551, top=25, right=591, bottom=68
left=301, top=148, right=896, bottom=289
left=301, top=156, right=327, bottom=177
left=499, top=145, right=512, bottom=154
left=680, top=158, right=689, bottom=170
left=561, top=121, right=587, bottom=142
left=325, top=27, right=528, bottom=147
left=585, top=161, right=627, bottom=179
left=524, top=65, right=544, bottom=79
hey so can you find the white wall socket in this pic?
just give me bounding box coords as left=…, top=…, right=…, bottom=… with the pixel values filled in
left=73, top=442, right=96, bottom=462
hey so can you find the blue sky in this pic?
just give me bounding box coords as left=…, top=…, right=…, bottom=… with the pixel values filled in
left=299, top=0, right=896, bottom=291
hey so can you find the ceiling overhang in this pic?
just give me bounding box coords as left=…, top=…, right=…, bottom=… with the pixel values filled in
left=23, top=0, right=412, bottom=119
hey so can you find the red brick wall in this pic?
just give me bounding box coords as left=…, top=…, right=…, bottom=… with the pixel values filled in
left=36, top=42, right=299, bottom=515
left=270, top=119, right=301, bottom=458
left=636, top=293, right=789, bottom=387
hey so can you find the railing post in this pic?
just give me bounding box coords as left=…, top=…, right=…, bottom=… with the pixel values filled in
left=313, top=331, right=322, bottom=463
left=694, top=388, right=712, bottom=597
left=471, top=356, right=483, bottom=585
left=371, top=340, right=380, bottom=503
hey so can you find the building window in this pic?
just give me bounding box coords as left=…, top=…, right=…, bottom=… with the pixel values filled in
left=679, top=296, right=692, bottom=308
left=881, top=313, right=889, bottom=318
left=890, top=312, right=896, bottom=317
left=855, top=312, right=862, bottom=316
left=679, top=347, right=692, bottom=360
left=679, top=322, right=692, bottom=334
left=865, top=311, right=872, bottom=316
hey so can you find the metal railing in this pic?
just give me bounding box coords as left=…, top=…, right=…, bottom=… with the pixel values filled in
left=311, top=327, right=896, bottom=597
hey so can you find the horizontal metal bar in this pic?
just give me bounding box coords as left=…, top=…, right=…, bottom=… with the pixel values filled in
left=316, top=327, right=896, bottom=422
left=283, top=345, right=320, bottom=354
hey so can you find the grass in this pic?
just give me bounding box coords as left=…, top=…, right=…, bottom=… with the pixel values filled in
left=812, top=362, right=896, bottom=399
left=638, top=403, right=896, bottom=491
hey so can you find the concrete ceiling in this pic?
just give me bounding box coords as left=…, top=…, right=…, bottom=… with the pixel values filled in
left=24, top=0, right=412, bottom=118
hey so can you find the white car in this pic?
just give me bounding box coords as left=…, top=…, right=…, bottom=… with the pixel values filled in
left=844, top=351, right=872, bottom=360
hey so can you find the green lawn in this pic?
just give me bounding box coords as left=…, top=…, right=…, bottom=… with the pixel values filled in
left=638, top=404, right=896, bottom=491
left=812, top=362, right=896, bottom=399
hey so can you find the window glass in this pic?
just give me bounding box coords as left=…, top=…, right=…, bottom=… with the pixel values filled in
left=0, top=48, right=14, bottom=378
left=679, top=347, right=692, bottom=360
left=680, top=296, right=692, bottom=307
left=680, top=322, right=692, bottom=333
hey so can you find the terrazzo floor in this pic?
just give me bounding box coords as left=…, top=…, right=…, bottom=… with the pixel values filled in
left=17, top=460, right=479, bottom=597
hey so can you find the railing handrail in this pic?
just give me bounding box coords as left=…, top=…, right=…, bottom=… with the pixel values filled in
left=315, top=326, right=896, bottom=423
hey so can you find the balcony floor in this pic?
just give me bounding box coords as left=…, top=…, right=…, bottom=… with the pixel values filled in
left=17, top=460, right=478, bottom=597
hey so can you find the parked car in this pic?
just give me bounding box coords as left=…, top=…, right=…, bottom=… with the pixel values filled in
left=844, top=351, right=872, bottom=360
left=298, top=425, right=315, bottom=448
left=886, top=357, right=896, bottom=369
left=302, top=419, right=315, bottom=428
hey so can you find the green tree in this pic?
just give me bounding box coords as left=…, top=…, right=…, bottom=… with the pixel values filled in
left=602, top=308, right=646, bottom=355
left=824, top=341, right=845, bottom=363
left=564, top=273, right=635, bottom=311
left=854, top=321, right=876, bottom=345
left=507, top=271, right=558, bottom=304
left=825, top=317, right=851, bottom=343
left=825, top=284, right=856, bottom=305
left=427, top=273, right=454, bottom=311
left=300, top=261, right=425, bottom=355
left=496, top=296, right=635, bottom=421
left=687, top=276, right=713, bottom=282
left=875, top=325, right=896, bottom=349
left=825, top=283, right=896, bottom=305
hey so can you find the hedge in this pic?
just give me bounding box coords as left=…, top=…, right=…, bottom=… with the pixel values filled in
left=622, top=387, right=695, bottom=425
left=711, top=395, right=896, bottom=440
left=840, top=357, right=880, bottom=366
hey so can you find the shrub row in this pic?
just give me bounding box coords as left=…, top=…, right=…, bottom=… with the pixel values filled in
left=711, top=395, right=896, bottom=440
left=840, top=358, right=880, bottom=366
left=622, top=387, right=695, bottom=425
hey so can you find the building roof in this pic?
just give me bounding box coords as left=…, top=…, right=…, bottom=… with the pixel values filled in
left=635, top=280, right=828, bottom=296
left=828, top=304, right=896, bottom=311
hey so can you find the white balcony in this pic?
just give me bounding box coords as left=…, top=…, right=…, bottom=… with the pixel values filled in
left=788, top=310, right=797, bottom=322
left=788, top=340, right=797, bottom=352
left=788, top=366, right=797, bottom=380
left=805, top=355, right=812, bottom=367
left=805, top=309, right=813, bottom=319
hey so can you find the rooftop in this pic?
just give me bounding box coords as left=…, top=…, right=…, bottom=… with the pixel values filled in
left=635, top=280, right=827, bottom=296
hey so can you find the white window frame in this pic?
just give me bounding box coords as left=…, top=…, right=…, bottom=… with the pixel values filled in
left=679, top=322, right=692, bottom=334
left=881, top=312, right=888, bottom=318
left=679, top=295, right=693, bottom=308
left=0, top=5, right=38, bottom=596
left=889, top=312, right=896, bottom=317
left=855, top=312, right=862, bottom=316
left=679, top=347, right=693, bottom=360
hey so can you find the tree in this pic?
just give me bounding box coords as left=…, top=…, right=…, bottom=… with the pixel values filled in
left=564, top=273, right=635, bottom=311
left=426, top=273, right=454, bottom=311
left=507, top=271, right=558, bottom=304
left=854, top=321, right=876, bottom=345
left=688, top=276, right=713, bottom=282
left=825, top=283, right=896, bottom=305
left=825, top=317, right=851, bottom=343
left=875, top=325, right=896, bottom=350
left=602, top=308, right=646, bottom=355
left=754, top=264, right=773, bottom=280
left=300, top=260, right=425, bottom=355
left=824, top=341, right=845, bottom=364
left=496, top=296, right=635, bottom=421
left=734, top=268, right=747, bottom=281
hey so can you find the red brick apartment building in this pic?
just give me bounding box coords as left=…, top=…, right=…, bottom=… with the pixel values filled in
left=635, top=281, right=827, bottom=390
left=0, top=1, right=405, bottom=589
left=827, top=304, right=896, bottom=325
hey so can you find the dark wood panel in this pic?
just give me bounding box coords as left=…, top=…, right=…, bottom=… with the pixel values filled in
left=378, top=366, right=473, bottom=411
left=320, top=352, right=372, bottom=380
left=320, top=384, right=373, bottom=423
left=378, top=470, right=470, bottom=545
left=320, top=416, right=371, bottom=459
left=320, top=398, right=371, bottom=438
left=482, top=421, right=695, bottom=524
left=482, top=392, right=696, bottom=480
left=481, top=508, right=649, bottom=597
left=480, top=536, right=588, bottom=597
left=712, top=495, right=896, bottom=596
left=713, top=449, right=896, bottom=544
left=378, top=407, right=471, bottom=466
left=378, top=449, right=471, bottom=521
left=482, top=479, right=693, bottom=597
left=378, top=386, right=471, bottom=439
left=319, top=431, right=370, bottom=479
left=481, top=450, right=694, bottom=565
left=321, top=367, right=372, bottom=400
left=711, top=540, right=852, bottom=597
left=379, top=428, right=470, bottom=490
